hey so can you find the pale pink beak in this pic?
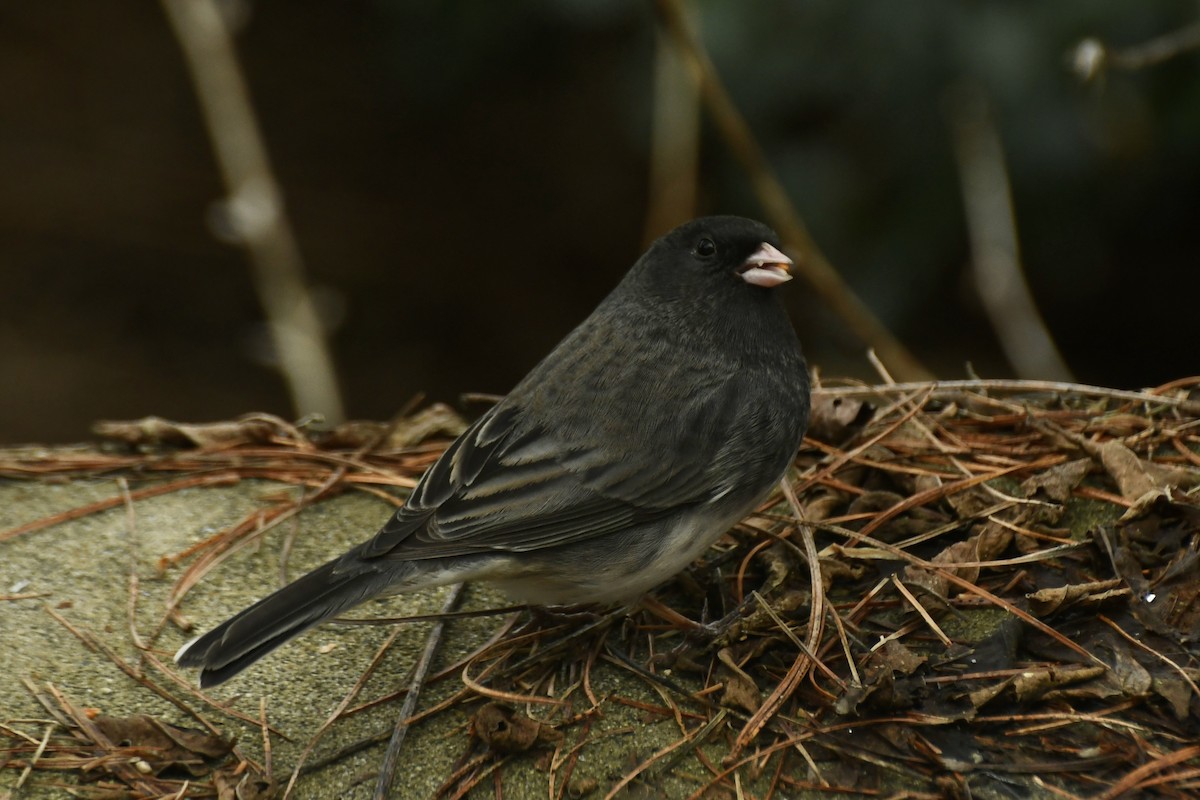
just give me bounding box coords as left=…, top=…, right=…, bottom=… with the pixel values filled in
left=738, top=242, right=793, bottom=287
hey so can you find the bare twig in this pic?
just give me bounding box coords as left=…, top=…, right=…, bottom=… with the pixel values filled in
left=729, top=477, right=825, bottom=757
left=1097, top=744, right=1200, bottom=800
left=751, top=590, right=845, bottom=690
left=374, top=583, right=465, bottom=800
left=602, top=711, right=726, bottom=800
left=0, top=471, right=244, bottom=543
left=1072, top=21, right=1200, bottom=82
left=282, top=623, right=407, bottom=799
left=260, top=697, right=274, bottom=786
left=643, top=5, right=700, bottom=243
left=653, top=0, right=932, bottom=381
left=159, top=0, right=344, bottom=423
left=947, top=83, right=1073, bottom=381
left=13, top=723, right=53, bottom=789
left=891, top=575, right=951, bottom=646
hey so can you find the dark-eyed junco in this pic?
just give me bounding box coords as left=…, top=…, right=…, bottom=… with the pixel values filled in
left=176, top=216, right=811, bottom=687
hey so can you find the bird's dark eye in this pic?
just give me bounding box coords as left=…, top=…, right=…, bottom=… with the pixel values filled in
left=695, top=238, right=716, bottom=257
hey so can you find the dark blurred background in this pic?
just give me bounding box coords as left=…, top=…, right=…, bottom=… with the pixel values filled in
left=2, top=1, right=1198, bottom=443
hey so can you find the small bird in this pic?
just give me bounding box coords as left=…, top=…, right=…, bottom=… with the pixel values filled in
left=176, top=216, right=811, bottom=687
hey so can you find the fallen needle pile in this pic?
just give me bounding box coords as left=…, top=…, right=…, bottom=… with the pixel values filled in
left=3, top=379, right=1199, bottom=799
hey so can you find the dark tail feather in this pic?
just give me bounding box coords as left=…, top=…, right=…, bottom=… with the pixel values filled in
left=175, top=552, right=398, bottom=687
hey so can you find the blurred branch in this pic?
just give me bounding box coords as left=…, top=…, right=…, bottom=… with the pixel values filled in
left=159, top=0, right=344, bottom=424
left=1071, top=20, right=1200, bottom=82
left=643, top=9, right=701, bottom=245
left=653, top=0, right=933, bottom=381
left=947, top=84, right=1073, bottom=381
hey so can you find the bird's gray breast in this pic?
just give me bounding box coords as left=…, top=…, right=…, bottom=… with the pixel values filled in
left=483, top=502, right=749, bottom=606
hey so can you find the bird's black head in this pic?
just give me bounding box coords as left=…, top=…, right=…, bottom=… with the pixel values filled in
left=633, top=216, right=795, bottom=303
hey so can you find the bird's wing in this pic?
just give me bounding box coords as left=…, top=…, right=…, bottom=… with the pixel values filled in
left=360, top=383, right=742, bottom=561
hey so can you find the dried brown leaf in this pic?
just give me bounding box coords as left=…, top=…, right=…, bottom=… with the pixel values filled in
left=1013, top=665, right=1107, bottom=702
left=92, top=415, right=283, bottom=448
left=719, top=670, right=762, bottom=714
left=903, top=519, right=1013, bottom=599
left=944, top=484, right=998, bottom=518
left=471, top=703, right=562, bottom=753
left=901, top=569, right=948, bottom=599
left=974, top=518, right=1014, bottom=560
left=717, top=588, right=808, bottom=647
left=807, top=393, right=872, bottom=443
left=1110, top=642, right=1153, bottom=696
left=1100, top=501, right=1200, bottom=640
left=760, top=542, right=795, bottom=594
left=91, top=714, right=232, bottom=776
left=323, top=403, right=468, bottom=449
left=818, top=557, right=868, bottom=592
left=1026, top=579, right=1128, bottom=616
left=967, top=676, right=1013, bottom=709
left=874, top=639, right=927, bottom=675
left=848, top=491, right=950, bottom=543
left=802, top=488, right=845, bottom=522
left=212, top=768, right=278, bottom=800
left=1098, top=440, right=1200, bottom=505
left=1152, top=673, right=1194, bottom=720
left=1021, top=458, right=1091, bottom=503
left=836, top=641, right=927, bottom=714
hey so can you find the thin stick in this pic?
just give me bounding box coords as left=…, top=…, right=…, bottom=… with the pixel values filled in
left=866, top=348, right=896, bottom=385
left=813, top=378, right=1200, bottom=413
left=1072, top=22, right=1200, bottom=82
left=0, top=471, right=242, bottom=543
left=751, top=590, right=845, bottom=690
left=730, top=477, right=825, bottom=756
left=260, top=697, right=274, bottom=786
left=44, top=604, right=280, bottom=747
left=825, top=603, right=861, bottom=687
left=373, top=583, right=466, bottom=800
left=891, top=575, right=951, bottom=646
left=653, top=0, right=931, bottom=381
left=282, top=625, right=407, bottom=799
left=1096, top=744, right=1200, bottom=800
left=158, top=0, right=343, bottom=422
left=14, top=723, right=53, bottom=789
left=601, top=713, right=725, bottom=800
left=121, top=477, right=147, bottom=657
left=947, top=83, right=1072, bottom=381
left=643, top=6, right=700, bottom=242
